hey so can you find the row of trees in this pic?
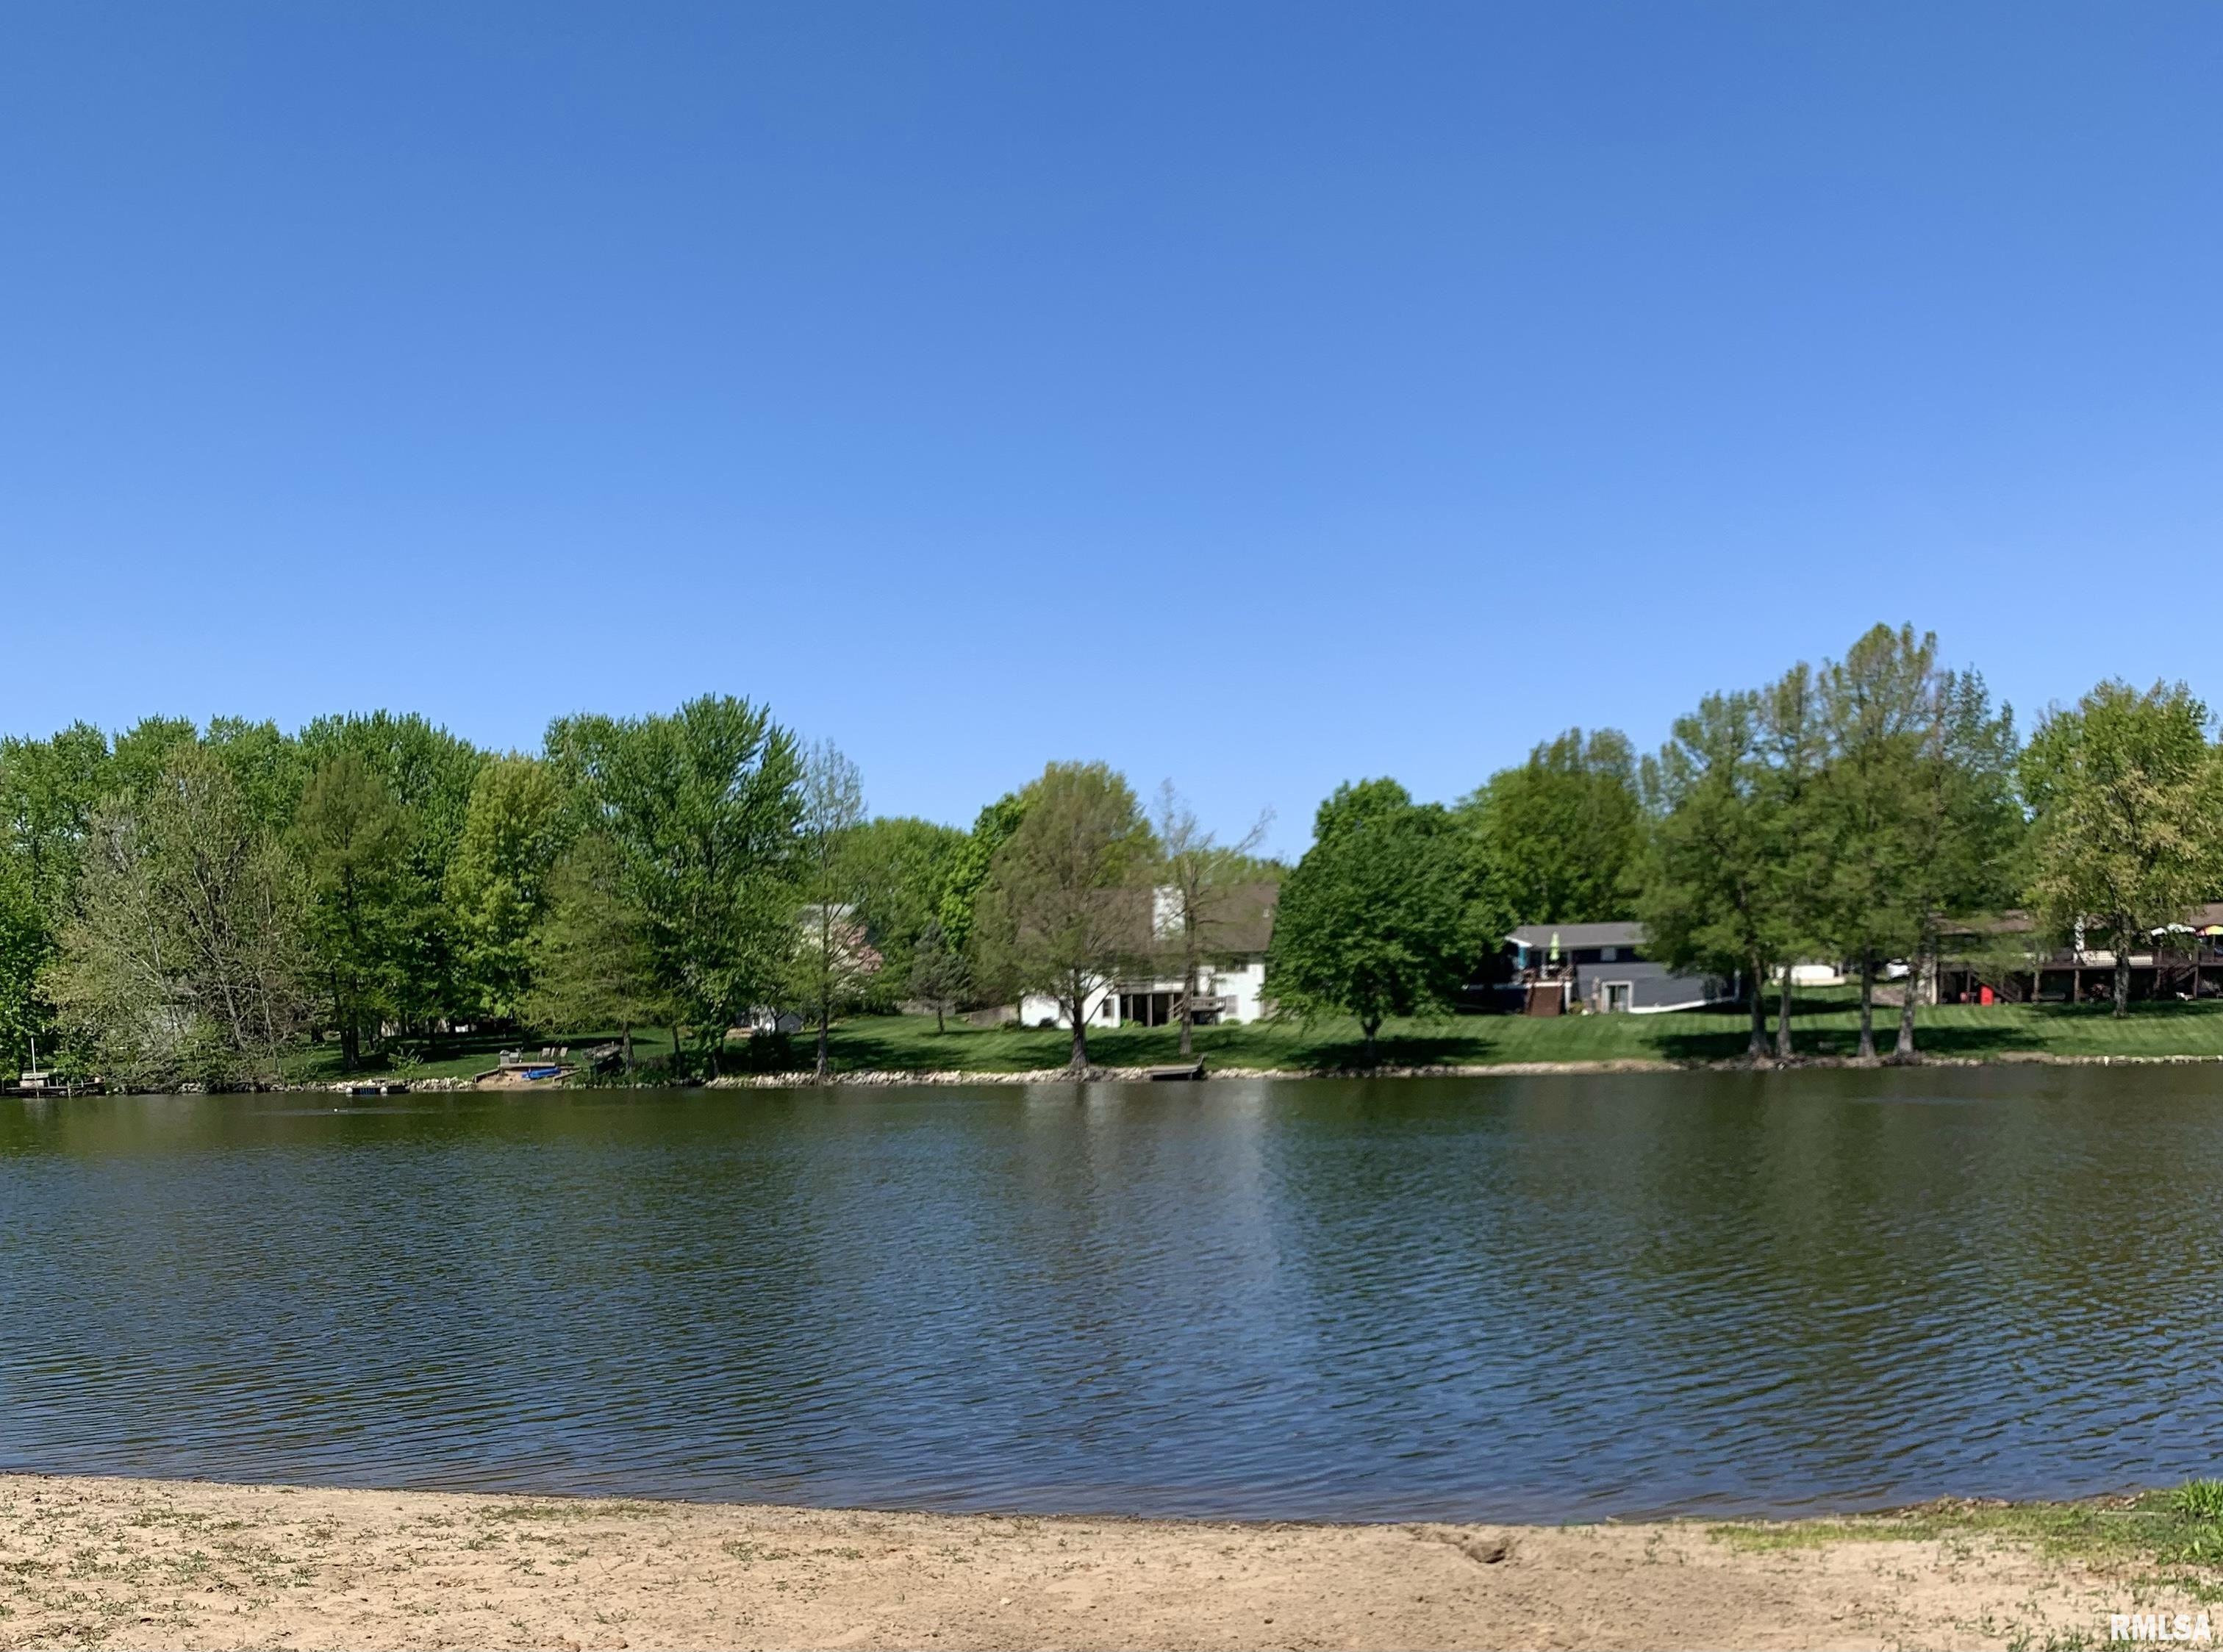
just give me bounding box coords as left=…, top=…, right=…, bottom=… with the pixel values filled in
left=1263, top=624, right=2223, bottom=1058
left=7, top=622, right=2216, bottom=1085
left=0, top=701, right=1275, bottom=1085
left=0, top=700, right=825, bottom=1086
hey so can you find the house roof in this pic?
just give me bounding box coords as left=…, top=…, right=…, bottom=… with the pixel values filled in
left=1107, top=882, right=1280, bottom=957
left=1205, top=883, right=1280, bottom=954
left=1506, top=920, right=1646, bottom=951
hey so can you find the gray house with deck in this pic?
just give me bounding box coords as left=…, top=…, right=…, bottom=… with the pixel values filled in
left=1505, top=921, right=1733, bottom=1015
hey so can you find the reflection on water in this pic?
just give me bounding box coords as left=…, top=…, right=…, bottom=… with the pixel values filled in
left=2, top=1068, right=2219, bottom=1520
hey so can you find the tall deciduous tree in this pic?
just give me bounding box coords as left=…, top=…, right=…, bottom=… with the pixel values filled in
left=906, top=918, right=969, bottom=1034
left=46, top=747, right=307, bottom=1088
left=1639, top=691, right=1778, bottom=1060
left=548, top=696, right=803, bottom=1073
left=0, top=721, right=112, bottom=1067
left=1265, top=779, right=1470, bottom=1064
left=107, top=717, right=201, bottom=798
left=1758, top=662, right=1829, bottom=1058
left=936, top=790, right=1030, bottom=962
left=298, top=712, right=487, bottom=1039
left=295, top=754, right=414, bottom=1071
left=1151, top=781, right=1272, bottom=1059
left=1640, top=662, right=1840, bottom=1064
left=204, top=717, right=311, bottom=837
left=0, top=718, right=312, bottom=1074
left=845, top=815, right=967, bottom=1010
left=1888, top=669, right=2022, bottom=1059
left=970, top=762, right=1153, bottom=1073
left=2022, top=680, right=2220, bottom=1018
left=0, top=856, right=49, bottom=1074
left=445, top=754, right=568, bottom=1023
left=518, top=832, right=665, bottom=1070
left=789, top=740, right=872, bottom=1081
left=1459, top=729, right=1643, bottom=931
left=1813, top=624, right=1939, bottom=1059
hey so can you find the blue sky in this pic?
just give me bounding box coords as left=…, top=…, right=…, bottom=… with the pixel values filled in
left=3, top=4, right=2218, bottom=856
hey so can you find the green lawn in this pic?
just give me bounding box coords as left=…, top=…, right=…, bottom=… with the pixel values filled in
left=278, top=994, right=2223, bottom=1086
left=282, top=1025, right=680, bottom=1085
left=815, top=993, right=2223, bottom=1074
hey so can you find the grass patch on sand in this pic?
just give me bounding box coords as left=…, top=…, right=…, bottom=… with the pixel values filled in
left=1711, top=1482, right=2223, bottom=1594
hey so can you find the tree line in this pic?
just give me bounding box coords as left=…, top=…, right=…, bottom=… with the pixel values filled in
left=4, top=623, right=2216, bottom=1087
left=0, top=703, right=1272, bottom=1085
left=1264, top=623, right=2223, bottom=1061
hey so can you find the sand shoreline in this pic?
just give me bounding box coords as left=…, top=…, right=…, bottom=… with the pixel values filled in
left=0, top=1473, right=2201, bottom=1650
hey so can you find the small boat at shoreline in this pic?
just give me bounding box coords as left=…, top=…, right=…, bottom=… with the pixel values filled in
left=1145, top=1061, right=1206, bottom=1081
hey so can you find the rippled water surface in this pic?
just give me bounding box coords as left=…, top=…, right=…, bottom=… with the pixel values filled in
left=4, top=1069, right=2222, bottom=1520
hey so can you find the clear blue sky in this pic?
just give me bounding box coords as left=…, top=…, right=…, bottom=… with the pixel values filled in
left=4, top=4, right=2217, bottom=856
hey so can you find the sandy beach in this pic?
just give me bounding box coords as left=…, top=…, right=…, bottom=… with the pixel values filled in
left=0, top=1473, right=2197, bottom=1651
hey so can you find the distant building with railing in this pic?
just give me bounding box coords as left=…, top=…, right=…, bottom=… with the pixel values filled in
left=1934, top=905, right=2223, bottom=1005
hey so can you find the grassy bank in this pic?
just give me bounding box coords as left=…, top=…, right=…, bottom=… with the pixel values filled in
left=804, top=994, right=2223, bottom=1076
left=273, top=994, right=2223, bottom=1087
left=282, top=1026, right=681, bottom=1086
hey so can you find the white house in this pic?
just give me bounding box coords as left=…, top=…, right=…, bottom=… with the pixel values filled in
left=1020, top=884, right=1278, bottom=1029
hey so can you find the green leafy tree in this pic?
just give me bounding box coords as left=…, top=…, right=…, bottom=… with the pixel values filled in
left=0, top=857, right=46, bottom=1073
left=935, top=790, right=1030, bottom=959
left=445, top=754, right=568, bottom=1023
left=1151, top=780, right=1272, bottom=1058
left=0, top=718, right=312, bottom=1072
left=107, top=717, right=201, bottom=798
left=1639, top=691, right=1780, bottom=1060
left=295, top=754, right=415, bottom=1070
left=1459, top=729, right=1642, bottom=931
left=2022, top=680, right=2221, bottom=1017
left=1758, top=662, right=1830, bottom=1056
left=845, top=815, right=967, bottom=1010
left=1886, top=670, right=2022, bottom=1057
left=518, top=832, right=665, bottom=1071
left=1812, top=625, right=1939, bottom=1058
left=0, top=722, right=113, bottom=1065
left=906, top=918, right=970, bottom=1033
left=0, top=724, right=113, bottom=901
left=298, top=712, right=487, bottom=1036
left=1265, top=779, right=1470, bottom=1064
left=204, top=717, right=310, bottom=837
left=548, top=696, right=803, bottom=1073
left=970, top=762, right=1153, bottom=1072
left=787, top=740, right=872, bottom=1081
left=46, top=746, right=307, bottom=1088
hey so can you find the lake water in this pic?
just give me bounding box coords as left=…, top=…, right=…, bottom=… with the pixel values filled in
left=2, top=1068, right=2219, bottom=1522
